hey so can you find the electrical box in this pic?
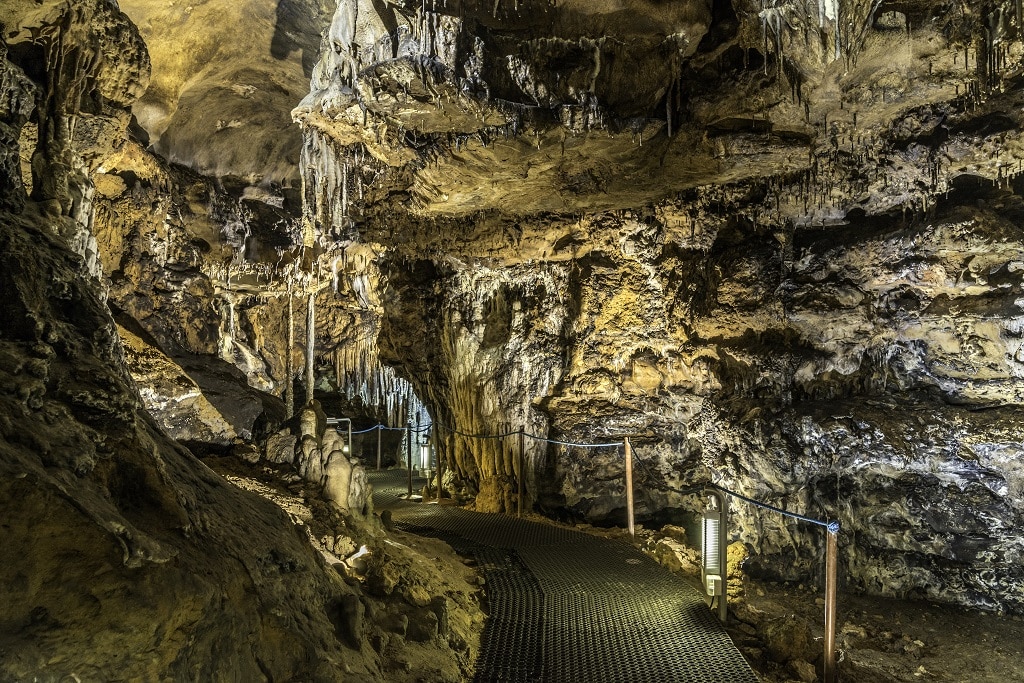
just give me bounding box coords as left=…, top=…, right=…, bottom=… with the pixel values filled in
left=705, top=574, right=723, bottom=597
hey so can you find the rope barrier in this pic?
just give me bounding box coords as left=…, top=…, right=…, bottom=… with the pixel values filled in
left=415, top=418, right=622, bottom=448
left=434, top=421, right=520, bottom=440
left=628, top=449, right=839, bottom=532
left=710, top=483, right=840, bottom=533
left=525, top=432, right=622, bottom=449
left=327, top=418, right=838, bottom=533
left=350, top=425, right=380, bottom=435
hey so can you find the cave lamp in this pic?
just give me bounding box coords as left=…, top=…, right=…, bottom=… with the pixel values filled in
left=702, top=488, right=729, bottom=623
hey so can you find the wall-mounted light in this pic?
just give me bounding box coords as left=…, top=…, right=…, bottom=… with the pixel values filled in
left=702, top=488, right=729, bottom=622
left=326, top=417, right=353, bottom=459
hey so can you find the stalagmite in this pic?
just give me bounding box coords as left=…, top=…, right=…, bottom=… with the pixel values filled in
left=218, top=294, right=235, bottom=363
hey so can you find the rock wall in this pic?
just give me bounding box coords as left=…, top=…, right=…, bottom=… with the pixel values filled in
left=291, top=0, right=1024, bottom=615
left=0, top=2, right=440, bottom=678
left=0, top=211, right=369, bottom=680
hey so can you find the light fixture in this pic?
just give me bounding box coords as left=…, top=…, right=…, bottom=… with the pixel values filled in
left=702, top=488, right=729, bottom=622
left=326, top=417, right=353, bottom=459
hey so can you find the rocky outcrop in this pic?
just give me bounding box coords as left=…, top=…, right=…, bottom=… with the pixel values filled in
left=3, top=0, right=149, bottom=277
left=0, top=3, right=461, bottom=679
left=280, top=0, right=1024, bottom=616
left=0, top=205, right=365, bottom=680
left=117, top=0, right=335, bottom=186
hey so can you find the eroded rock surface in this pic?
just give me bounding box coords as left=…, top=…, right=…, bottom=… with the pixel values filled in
left=5, top=4, right=1024, bottom=682
left=0, top=206, right=363, bottom=681
left=0, top=2, right=475, bottom=679
left=283, top=0, right=1024, bottom=615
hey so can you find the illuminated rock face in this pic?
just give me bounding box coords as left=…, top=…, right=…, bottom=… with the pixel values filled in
left=5, top=3, right=1024, bottom=664
left=288, top=0, right=1024, bottom=613
left=0, top=5, right=483, bottom=681
left=0, top=6, right=358, bottom=680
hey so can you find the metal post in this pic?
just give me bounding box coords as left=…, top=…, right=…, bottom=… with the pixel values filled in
left=718, top=493, right=729, bottom=624
left=376, top=425, right=382, bottom=471
left=285, top=284, right=294, bottom=417
left=824, top=527, right=839, bottom=683
left=434, top=424, right=442, bottom=503
left=304, top=291, right=315, bottom=405
left=326, top=417, right=352, bottom=458
left=418, top=415, right=427, bottom=500
left=517, top=429, right=525, bottom=518
left=406, top=423, right=412, bottom=497
left=624, top=437, right=635, bottom=537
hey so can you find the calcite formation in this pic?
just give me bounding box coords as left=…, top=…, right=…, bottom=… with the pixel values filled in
left=82, top=0, right=1024, bottom=616
left=5, top=3, right=1024, bottom=681
left=280, top=0, right=1024, bottom=614
left=1, top=2, right=476, bottom=680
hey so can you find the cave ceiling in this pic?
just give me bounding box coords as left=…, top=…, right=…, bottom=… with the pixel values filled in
left=117, top=0, right=336, bottom=187
left=114, top=0, right=1020, bottom=227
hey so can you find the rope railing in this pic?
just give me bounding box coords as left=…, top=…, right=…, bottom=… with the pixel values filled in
left=350, top=425, right=381, bottom=435
left=331, top=415, right=839, bottom=682
left=525, top=432, right=621, bottom=448
left=710, top=483, right=840, bottom=534
left=429, top=418, right=621, bottom=448
left=333, top=419, right=836, bottom=531
left=433, top=421, right=520, bottom=440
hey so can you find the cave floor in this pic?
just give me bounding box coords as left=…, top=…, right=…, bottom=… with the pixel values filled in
left=369, top=470, right=758, bottom=683
left=735, top=577, right=1024, bottom=683
left=211, top=457, right=1024, bottom=682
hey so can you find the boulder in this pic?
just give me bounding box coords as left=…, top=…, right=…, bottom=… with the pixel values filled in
left=265, top=430, right=297, bottom=465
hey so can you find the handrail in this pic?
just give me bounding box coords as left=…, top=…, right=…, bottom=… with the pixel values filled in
left=336, top=416, right=839, bottom=683
left=330, top=419, right=837, bottom=530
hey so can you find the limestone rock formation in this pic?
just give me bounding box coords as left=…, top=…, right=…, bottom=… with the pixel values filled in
left=0, top=200, right=362, bottom=682
left=6, top=2, right=1024, bottom=680
left=118, top=0, right=335, bottom=185
left=0, top=2, right=361, bottom=678
left=281, top=0, right=1024, bottom=615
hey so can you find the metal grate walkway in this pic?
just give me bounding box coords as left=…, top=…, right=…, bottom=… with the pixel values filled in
left=369, top=470, right=759, bottom=683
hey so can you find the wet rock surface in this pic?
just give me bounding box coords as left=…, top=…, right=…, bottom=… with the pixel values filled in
left=5, top=0, right=1024, bottom=678
left=283, top=0, right=1024, bottom=617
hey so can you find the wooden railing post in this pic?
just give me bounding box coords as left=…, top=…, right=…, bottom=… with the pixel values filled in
left=824, top=526, right=839, bottom=683
left=624, top=437, right=635, bottom=537
left=517, top=429, right=525, bottom=518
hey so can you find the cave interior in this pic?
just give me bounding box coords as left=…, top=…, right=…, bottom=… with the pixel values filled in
left=2, top=0, right=1024, bottom=681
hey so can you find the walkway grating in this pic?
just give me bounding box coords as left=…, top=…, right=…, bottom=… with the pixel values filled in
left=369, top=469, right=759, bottom=683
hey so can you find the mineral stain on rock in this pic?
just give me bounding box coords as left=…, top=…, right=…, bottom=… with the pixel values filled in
left=4, top=0, right=1024, bottom=680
